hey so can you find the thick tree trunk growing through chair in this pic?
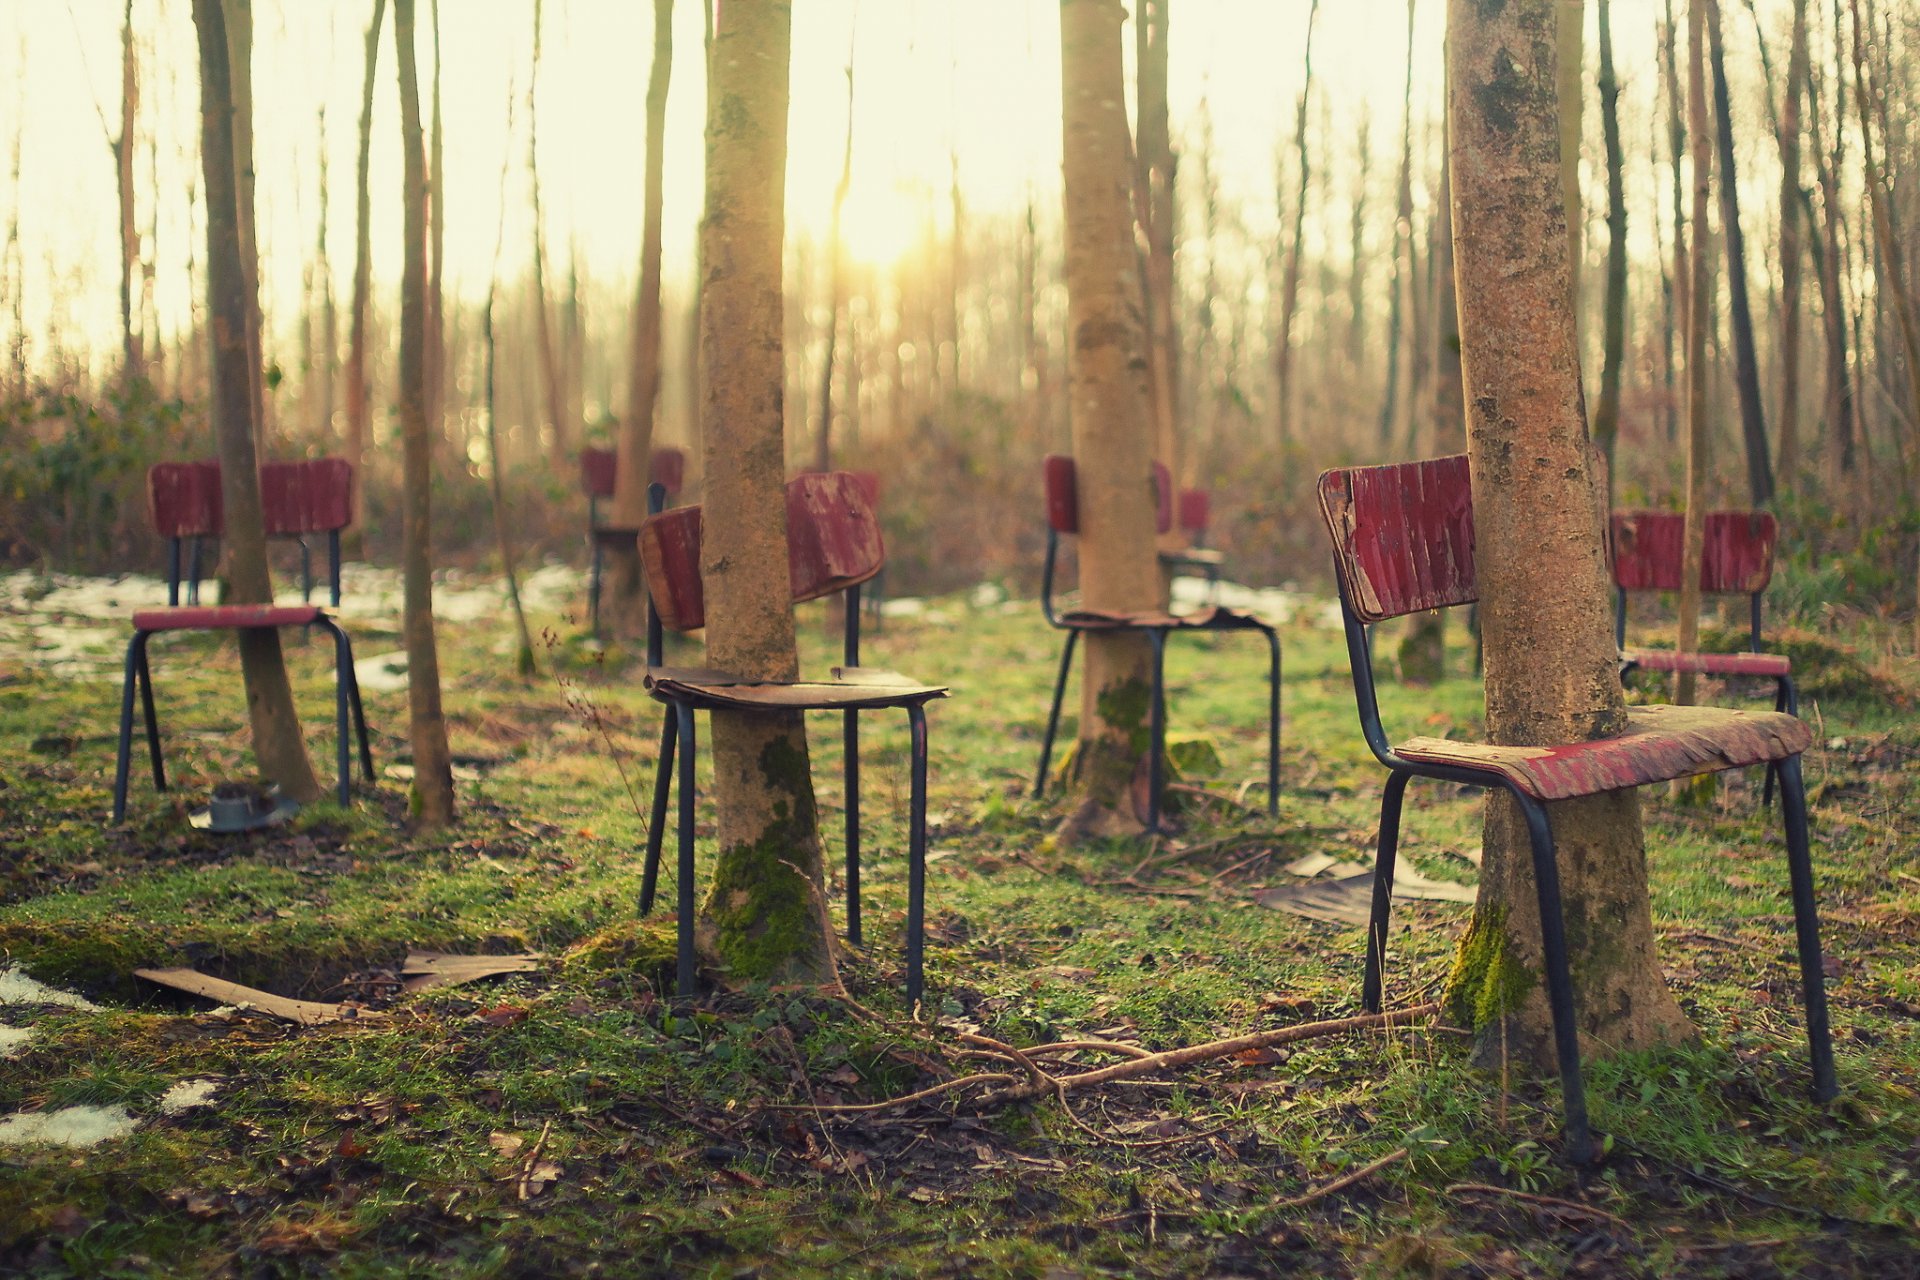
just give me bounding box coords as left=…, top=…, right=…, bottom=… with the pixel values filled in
left=1442, top=0, right=1695, bottom=1066
left=605, top=0, right=674, bottom=640
left=192, top=0, right=323, bottom=805
left=1057, top=0, right=1165, bottom=842
left=345, top=0, right=385, bottom=555
left=696, top=0, right=839, bottom=990
left=395, top=0, right=455, bottom=827
left=1557, top=0, right=1584, bottom=319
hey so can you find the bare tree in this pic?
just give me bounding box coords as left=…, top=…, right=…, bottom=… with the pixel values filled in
left=113, top=0, right=144, bottom=385
left=1444, top=0, right=1693, bottom=1072
left=1676, top=0, right=1716, bottom=707
left=814, top=39, right=852, bottom=473
left=529, top=0, right=569, bottom=467
left=191, top=0, right=324, bottom=805
left=1777, top=0, right=1811, bottom=479
left=1135, top=0, right=1179, bottom=491
left=1376, top=0, right=1414, bottom=446
left=1273, top=0, right=1319, bottom=445
left=394, top=0, right=455, bottom=826
left=224, top=0, right=266, bottom=451
left=1709, top=0, right=1774, bottom=507
left=1594, top=0, right=1628, bottom=478
left=345, top=0, right=386, bottom=551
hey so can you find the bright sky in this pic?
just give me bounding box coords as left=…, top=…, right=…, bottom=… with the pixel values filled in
left=5, top=1, right=1720, bottom=372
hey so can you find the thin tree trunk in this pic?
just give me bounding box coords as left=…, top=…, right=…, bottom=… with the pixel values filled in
left=1709, top=0, right=1774, bottom=507
left=1664, top=0, right=1691, bottom=430
left=346, top=0, right=385, bottom=554
left=1676, top=0, right=1715, bottom=708
left=115, top=0, right=144, bottom=385
left=697, top=0, right=839, bottom=989
left=1444, top=0, right=1693, bottom=1071
left=1777, top=0, right=1810, bottom=480
left=1594, top=0, right=1628, bottom=480
left=191, top=0, right=323, bottom=805
left=313, top=107, right=336, bottom=441
left=224, top=0, right=266, bottom=454
left=1136, top=0, right=1179, bottom=499
left=1376, top=0, right=1413, bottom=447
left=485, top=74, right=534, bottom=678
left=1060, top=0, right=1163, bottom=840
left=1348, top=113, right=1372, bottom=374
left=1848, top=0, right=1920, bottom=648
left=605, top=0, right=674, bottom=638
left=1810, top=0, right=1856, bottom=486
left=393, top=0, right=455, bottom=827
left=814, top=46, right=853, bottom=474
left=427, top=0, right=445, bottom=442
left=1274, top=0, right=1319, bottom=445
left=528, top=0, right=569, bottom=468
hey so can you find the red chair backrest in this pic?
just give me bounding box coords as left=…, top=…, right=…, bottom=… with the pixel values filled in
left=583, top=446, right=687, bottom=500
left=1610, top=510, right=1777, bottom=595
left=261, top=458, right=354, bottom=536
left=1041, top=455, right=1173, bottom=537
left=848, top=469, right=881, bottom=508
left=639, top=471, right=885, bottom=633
left=148, top=462, right=223, bottom=539
left=1317, top=454, right=1478, bottom=624
left=1177, top=487, right=1210, bottom=537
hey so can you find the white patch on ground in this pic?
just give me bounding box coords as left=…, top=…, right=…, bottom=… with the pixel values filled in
left=158, top=1078, right=221, bottom=1115
left=0, top=1025, right=33, bottom=1058
left=0, top=965, right=102, bottom=1011
left=0, top=1105, right=139, bottom=1148
left=354, top=649, right=413, bottom=692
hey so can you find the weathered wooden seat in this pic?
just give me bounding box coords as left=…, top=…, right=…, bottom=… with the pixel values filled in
left=111, top=605, right=373, bottom=822
left=1319, top=454, right=1835, bottom=1163
left=580, top=445, right=686, bottom=635
left=636, top=471, right=946, bottom=1004
left=1034, top=455, right=1279, bottom=832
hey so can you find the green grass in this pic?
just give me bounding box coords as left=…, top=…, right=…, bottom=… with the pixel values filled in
left=0, top=585, right=1916, bottom=1277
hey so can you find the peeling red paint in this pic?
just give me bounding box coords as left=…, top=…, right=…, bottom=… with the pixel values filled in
left=1623, top=649, right=1791, bottom=678
left=260, top=459, right=354, bottom=538
left=578, top=446, right=686, bottom=500
left=1317, top=455, right=1477, bottom=623
left=146, top=462, right=223, bottom=539
left=1395, top=704, right=1812, bottom=801
left=1042, top=454, right=1175, bottom=537
left=132, top=605, right=325, bottom=632
left=1611, top=510, right=1777, bottom=595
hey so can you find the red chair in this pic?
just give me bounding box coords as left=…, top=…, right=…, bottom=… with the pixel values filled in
left=1034, top=456, right=1279, bottom=832
left=147, top=462, right=223, bottom=605
left=581, top=445, right=686, bottom=634
left=1319, top=455, right=1834, bottom=1162
left=636, top=472, right=947, bottom=1003
left=260, top=458, right=355, bottom=606
left=111, top=604, right=374, bottom=821
left=1159, top=486, right=1225, bottom=600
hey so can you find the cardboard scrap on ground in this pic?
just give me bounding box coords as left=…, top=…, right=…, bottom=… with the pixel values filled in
left=134, top=968, right=378, bottom=1026
left=1255, top=864, right=1478, bottom=926
left=400, top=951, right=542, bottom=993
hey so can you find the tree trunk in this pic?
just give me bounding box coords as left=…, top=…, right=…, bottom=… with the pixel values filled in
left=1058, top=0, right=1164, bottom=841
left=1777, top=0, right=1809, bottom=480
left=814, top=48, right=852, bottom=474
left=529, top=0, right=569, bottom=469
left=1273, top=0, right=1319, bottom=445
left=1557, top=0, right=1585, bottom=319
left=605, top=0, right=675, bottom=639
left=1808, top=5, right=1855, bottom=487
left=1136, top=0, right=1180, bottom=500
left=696, top=0, right=839, bottom=990
left=192, top=0, right=323, bottom=806
left=223, top=0, right=266, bottom=454
left=1676, top=0, right=1715, bottom=708
left=485, top=56, right=535, bottom=678
left=1377, top=0, right=1414, bottom=447
left=1709, top=0, right=1774, bottom=507
left=312, top=107, right=336, bottom=441
left=1442, top=0, right=1694, bottom=1068
left=115, top=0, right=144, bottom=386
left=1664, top=0, right=1691, bottom=446
left=427, top=0, right=445, bottom=443
left=1348, top=114, right=1372, bottom=375
left=1593, top=0, right=1627, bottom=481
left=346, top=0, right=385, bottom=554
left=394, top=0, right=455, bottom=827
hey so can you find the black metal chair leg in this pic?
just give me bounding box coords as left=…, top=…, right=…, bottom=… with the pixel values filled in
left=1263, top=625, right=1282, bottom=817
left=136, top=635, right=164, bottom=793
left=300, top=539, right=314, bottom=604
left=112, top=635, right=142, bottom=823
left=1034, top=629, right=1078, bottom=798
left=343, top=653, right=374, bottom=780
left=1515, top=792, right=1595, bottom=1164
left=167, top=539, right=182, bottom=606
left=187, top=538, right=205, bottom=606
left=328, top=531, right=343, bottom=607
left=324, top=619, right=352, bottom=806
left=1146, top=630, right=1168, bottom=832
left=907, top=703, right=930, bottom=1011
left=845, top=707, right=862, bottom=946
left=589, top=539, right=604, bottom=637
left=1363, top=770, right=1412, bottom=1014
left=1777, top=753, right=1838, bottom=1102
left=640, top=710, right=678, bottom=915
left=675, top=702, right=698, bottom=999
left=1764, top=676, right=1797, bottom=809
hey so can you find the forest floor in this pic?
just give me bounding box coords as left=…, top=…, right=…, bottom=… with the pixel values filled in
left=2, top=562, right=1919, bottom=1278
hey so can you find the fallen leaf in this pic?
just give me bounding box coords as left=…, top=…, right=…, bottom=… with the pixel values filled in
left=488, top=1132, right=525, bottom=1159
left=478, top=1005, right=529, bottom=1028
left=519, top=1159, right=563, bottom=1199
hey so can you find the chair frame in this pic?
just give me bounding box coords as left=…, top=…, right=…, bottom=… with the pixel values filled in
left=1322, top=456, right=1835, bottom=1163
left=583, top=446, right=686, bottom=636
left=1033, top=457, right=1279, bottom=833
left=635, top=478, right=943, bottom=1006
left=111, top=606, right=374, bottom=822
left=149, top=460, right=353, bottom=607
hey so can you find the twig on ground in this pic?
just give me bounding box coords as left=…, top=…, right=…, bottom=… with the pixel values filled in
left=1446, top=1182, right=1630, bottom=1230
left=1260, top=1147, right=1408, bottom=1212
left=515, top=1120, right=553, bottom=1200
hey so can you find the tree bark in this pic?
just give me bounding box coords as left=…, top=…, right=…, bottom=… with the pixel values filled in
left=1376, top=0, right=1414, bottom=447
left=529, top=0, right=569, bottom=469
left=192, top=0, right=323, bottom=805
left=814, top=47, right=852, bottom=475
left=1059, top=0, right=1163, bottom=841
left=1135, top=0, right=1180, bottom=498
left=1676, top=0, right=1715, bottom=709
left=1593, top=0, right=1627, bottom=481
left=223, top=0, right=267, bottom=454
left=1708, top=0, right=1774, bottom=507
left=394, top=0, right=455, bottom=827
left=1776, top=0, right=1809, bottom=480
left=696, top=0, right=839, bottom=990
left=115, top=0, right=144, bottom=386
left=1442, top=0, right=1694, bottom=1067
left=1808, top=2, right=1855, bottom=487
left=312, top=107, right=336, bottom=441
left=1557, top=0, right=1585, bottom=318
left=1664, top=0, right=1690, bottom=448
left=1273, top=0, right=1318, bottom=446
left=346, top=0, right=385, bottom=553
left=427, top=0, right=445, bottom=444
left=605, top=0, right=675, bottom=639
left=485, top=59, right=535, bottom=678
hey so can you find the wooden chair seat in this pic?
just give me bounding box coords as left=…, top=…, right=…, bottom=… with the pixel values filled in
left=1159, top=546, right=1226, bottom=569
left=132, top=605, right=325, bottom=632
left=644, top=666, right=947, bottom=712
left=1394, top=704, right=1812, bottom=802
left=1620, top=648, right=1791, bottom=679
left=1057, top=603, right=1266, bottom=632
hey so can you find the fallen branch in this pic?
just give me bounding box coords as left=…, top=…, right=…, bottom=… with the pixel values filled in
left=1446, top=1182, right=1630, bottom=1230
left=1260, top=1147, right=1408, bottom=1213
